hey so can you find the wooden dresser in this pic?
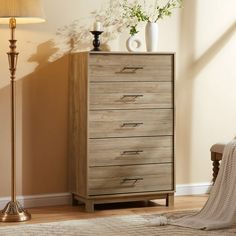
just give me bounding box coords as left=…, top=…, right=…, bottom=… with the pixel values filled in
left=69, top=52, right=175, bottom=212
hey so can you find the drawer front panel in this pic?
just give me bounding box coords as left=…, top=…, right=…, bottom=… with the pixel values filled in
left=89, top=136, right=173, bottom=167
left=88, top=164, right=173, bottom=196
left=89, top=54, right=173, bottom=82
left=89, top=82, right=173, bottom=110
left=89, top=109, right=173, bottom=138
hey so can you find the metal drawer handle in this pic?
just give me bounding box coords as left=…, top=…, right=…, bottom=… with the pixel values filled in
left=122, top=150, right=143, bottom=155
left=120, top=95, right=143, bottom=102
left=121, top=122, right=143, bottom=128
left=118, top=66, right=144, bottom=74
left=122, top=177, right=143, bottom=184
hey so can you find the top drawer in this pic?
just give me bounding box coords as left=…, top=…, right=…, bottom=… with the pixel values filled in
left=89, top=54, right=173, bottom=82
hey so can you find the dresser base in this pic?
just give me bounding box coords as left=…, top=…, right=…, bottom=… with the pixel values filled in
left=72, top=192, right=174, bottom=213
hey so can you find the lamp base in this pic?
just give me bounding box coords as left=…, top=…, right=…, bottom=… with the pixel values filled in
left=0, top=201, right=31, bottom=222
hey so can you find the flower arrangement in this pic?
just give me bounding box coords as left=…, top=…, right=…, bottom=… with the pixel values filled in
left=122, top=0, right=183, bottom=36
left=50, top=0, right=183, bottom=60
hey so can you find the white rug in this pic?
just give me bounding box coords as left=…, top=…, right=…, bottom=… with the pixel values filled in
left=0, top=211, right=235, bottom=236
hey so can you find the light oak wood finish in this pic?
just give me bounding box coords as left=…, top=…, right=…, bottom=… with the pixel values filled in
left=89, top=54, right=173, bottom=82
left=89, top=109, right=173, bottom=138
left=90, top=82, right=173, bottom=110
left=0, top=195, right=208, bottom=227
left=69, top=53, right=88, bottom=196
left=89, top=136, right=173, bottom=166
left=74, top=192, right=176, bottom=213
left=69, top=52, right=175, bottom=212
left=88, top=164, right=173, bottom=195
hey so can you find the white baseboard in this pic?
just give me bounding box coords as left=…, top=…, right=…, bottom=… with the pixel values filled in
left=0, top=183, right=212, bottom=209
left=0, top=193, right=71, bottom=209
left=176, top=182, right=212, bottom=196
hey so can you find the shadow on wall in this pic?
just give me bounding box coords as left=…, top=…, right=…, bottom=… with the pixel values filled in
left=177, top=0, right=236, bottom=183
left=192, top=21, right=236, bottom=77
left=49, top=0, right=125, bottom=62
left=0, top=0, right=124, bottom=197
left=20, top=41, right=69, bottom=195
left=28, top=40, right=58, bottom=71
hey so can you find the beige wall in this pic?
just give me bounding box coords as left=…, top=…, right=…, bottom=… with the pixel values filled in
left=0, top=0, right=235, bottom=197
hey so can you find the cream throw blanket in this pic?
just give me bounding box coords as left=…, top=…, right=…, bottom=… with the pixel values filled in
left=156, top=139, right=236, bottom=230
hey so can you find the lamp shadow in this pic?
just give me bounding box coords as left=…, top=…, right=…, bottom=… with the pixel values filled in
left=20, top=41, right=69, bottom=196
left=28, top=40, right=59, bottom=71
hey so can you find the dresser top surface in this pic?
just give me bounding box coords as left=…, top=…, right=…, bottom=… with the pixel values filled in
left=71, top=51, right=175, bottom=56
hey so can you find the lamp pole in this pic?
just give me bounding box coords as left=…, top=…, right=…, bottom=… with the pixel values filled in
left=0, top=18, right=31, bottom=222
left=9, top=17, right=18, bottom=204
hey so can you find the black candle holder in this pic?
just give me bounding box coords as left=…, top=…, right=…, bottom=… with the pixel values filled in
left=90, top=31, right=103, bottom=51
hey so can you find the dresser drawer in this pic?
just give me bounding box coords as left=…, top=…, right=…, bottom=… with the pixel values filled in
left=89, top=54, right=173, bottom=82
left=88, top=163, right=173, bottom=196
left=89, top=136, right=173, bottom=167
left=89, top=109, right=173, bottom=138
left=89, top=82, right=173, bottom=110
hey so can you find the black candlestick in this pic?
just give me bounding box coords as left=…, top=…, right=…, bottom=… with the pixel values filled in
left=90, top=31, right=103, bottom=51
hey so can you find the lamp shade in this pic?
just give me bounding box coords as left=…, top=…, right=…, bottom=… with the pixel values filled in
left=0, top=0, right=45, bottom=24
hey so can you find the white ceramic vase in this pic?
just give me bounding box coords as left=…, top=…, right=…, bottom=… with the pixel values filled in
left=126, top=35, right=142, bottom=52
left=145, top=22, right=158, bottom=52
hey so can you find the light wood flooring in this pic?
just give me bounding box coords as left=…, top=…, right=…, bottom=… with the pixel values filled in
left=0, top=195, right=208, bottom=227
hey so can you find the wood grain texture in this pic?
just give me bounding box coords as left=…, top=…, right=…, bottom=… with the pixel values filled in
left=89, top=54, right=173, bottom=82
left=88, top=164, right=173, bottom=196
left=89, top=136, right=173, bottom=167
left=69, top=52, right=175, bottom=212
left=69, top=53, right=88, bottom=197
left=89, top=82, right=173, bottom=110
left=74, top=192, right=176, bottom=213
left=89, top=109, right=173, bottom=138
left=166, top=193, right=174, bottom=207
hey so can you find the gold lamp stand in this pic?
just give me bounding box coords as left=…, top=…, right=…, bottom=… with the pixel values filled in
left=0, top=18, right=31, bottom=222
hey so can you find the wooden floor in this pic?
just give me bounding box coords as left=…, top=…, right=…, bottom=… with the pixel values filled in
left=0, top=195, right=208, bottom=227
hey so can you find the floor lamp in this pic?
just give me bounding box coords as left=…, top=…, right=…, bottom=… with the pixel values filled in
left=0, top=0, right=45, bottom=222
